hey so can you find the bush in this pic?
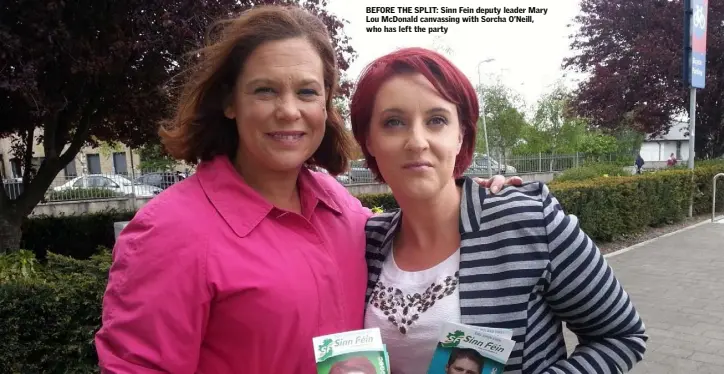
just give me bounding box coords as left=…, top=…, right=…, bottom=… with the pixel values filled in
left=1, top=164, right=721, bottom=371
left=356, top=192, right=399, bottom=211
left=0, top=249, right=40, bottom=282
left=22, top=210, right=136, bottom=261
left=550, top=170, right=693, bottom=242
left=554, top=163, right=631, bottom=182
left=17, top=162, right=724, bottom=261
left=692, top=163, right=724, bottom=215
left=0, top=249, right=111, bottom=373
left=46, top=188, right=125, bottom=201
left=359, top=163, right=724, bottom=243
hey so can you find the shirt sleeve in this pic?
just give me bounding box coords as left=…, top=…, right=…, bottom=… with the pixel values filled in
left=540, top=183, right=648, bottom=373
left=354, top=199, right=374, bottom=218
left=95, top=209, right=211, bottom=374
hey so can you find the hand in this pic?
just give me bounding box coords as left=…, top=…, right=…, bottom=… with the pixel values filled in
left=473, top=175, right=524, bottom=194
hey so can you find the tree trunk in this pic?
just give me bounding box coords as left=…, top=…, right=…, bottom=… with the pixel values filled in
left=0, top=213, right=22, bottom=253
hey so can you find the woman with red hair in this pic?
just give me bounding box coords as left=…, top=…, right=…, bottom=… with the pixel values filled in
left=354, top=47, right=647, bottom=374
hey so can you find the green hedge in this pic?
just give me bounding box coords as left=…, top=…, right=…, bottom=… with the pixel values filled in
left=692, top=164, right=724, bottom=214
left=46, top=188, right=125, bottom=202
left=21, top=210, right=136, bottom=261
left=19, top=163, right=724, bottom=260
left=0, top=249, right=109, bottom=373
left=357, top=165, right=724, bottom=243
left=554, top=163, right=631, bottom=182
left=3, top=164, right=724, bottom=371
left=356, top=192, right=399, bottom=211
left=549, top=170, right=693, bottom=242
left=545, top=164, right=723, bottom=242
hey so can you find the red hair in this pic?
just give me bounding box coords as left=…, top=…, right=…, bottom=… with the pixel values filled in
left=349, top=47, right=479, bottom=183
left=328, top=356, right=377, bottom=374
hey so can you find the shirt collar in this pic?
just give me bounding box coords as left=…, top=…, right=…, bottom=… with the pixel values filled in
left=197, top=155, right=342, bottom=238
left=297, top=167, right=343, bottom=216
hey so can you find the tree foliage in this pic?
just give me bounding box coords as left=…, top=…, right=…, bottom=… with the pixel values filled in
left=0, top=0, right=356, bottom=252
left=514, top=84, right=619, bottom=157
left=563, top=0, right=724, bottom=158
left=477, top=80, right=528, bottom=161
left=138, top=144, right=180, bottom=173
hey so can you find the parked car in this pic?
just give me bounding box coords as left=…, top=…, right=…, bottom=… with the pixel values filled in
left=134, top=172, right=185, bottom=190
left=52, top=174, right=162, bottom=198
left=349, top=159, right=375, bottom=183
left=467, top=154, right=517, bottom=175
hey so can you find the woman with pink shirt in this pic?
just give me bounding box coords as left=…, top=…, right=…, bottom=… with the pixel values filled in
left=94, top=5, right=518, bottom=374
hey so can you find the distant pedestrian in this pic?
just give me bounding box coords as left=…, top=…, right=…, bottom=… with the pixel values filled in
left=667, top=153, right=678, bottom=167
left=635, top=154, right=645, bottom=174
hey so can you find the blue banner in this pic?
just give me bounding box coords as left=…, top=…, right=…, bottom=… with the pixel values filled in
left=690, top=0, right=708, bottom=88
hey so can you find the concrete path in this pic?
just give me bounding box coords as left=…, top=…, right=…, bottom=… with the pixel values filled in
left=563, top=220, right=724, bottom=373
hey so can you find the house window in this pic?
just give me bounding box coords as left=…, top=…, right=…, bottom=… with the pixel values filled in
left=113, top=152, right=128, bottom=175
left=10, top=158, right=22, bottom=178
left=64, top=160, right=78, bottom=177
left=676, top=141, right=682, bottom=160
left=87, top=154, right=101, bottom=174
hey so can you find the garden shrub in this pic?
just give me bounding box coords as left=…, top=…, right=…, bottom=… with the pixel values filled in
left=554, top=163, right=631, bottom=182
left=355, top=165, right=724, bottom=243
left=0, top=249, right=111, bottom=373
left=356, top=192, right=399, bottom=211
left=550, top=170, right=693, bottom=242
left=19, top=163, right=724, bottom=261
left=21, top=209, right=136, bottom=260
left=2, top=163, right=724, bottom=371
left=692, top=163, right=724, bottom=215
left=46, top=188, right=125, bottom=202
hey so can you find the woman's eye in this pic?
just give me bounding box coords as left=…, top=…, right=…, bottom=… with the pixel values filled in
left=429, top=116, right=447, bottom=126
left=384, top=118, right=403, bottom=127
left=299, top=88, right=319, bottom=96
left=254, top=87, right=275, bottom=94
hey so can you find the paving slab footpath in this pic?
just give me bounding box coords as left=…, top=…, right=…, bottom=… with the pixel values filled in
left=563, top=220, right=724, bottom=373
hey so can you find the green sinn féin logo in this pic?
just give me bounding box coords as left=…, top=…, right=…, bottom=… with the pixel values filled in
left=318, top=338, right=334, bottom=360
left=441, top=330, right=465, bottom=348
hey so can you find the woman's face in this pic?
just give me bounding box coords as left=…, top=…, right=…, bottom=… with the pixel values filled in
left=446, top=357, right=482, bottom=374
left=224, top=37, right=327, bottom=174
left=366, top=72, right=462, bottom=200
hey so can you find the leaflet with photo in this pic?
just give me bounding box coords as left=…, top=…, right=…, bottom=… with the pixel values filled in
left=313, top=328, right=391, bottom=374
left=427, top=322, right=515, bottom=374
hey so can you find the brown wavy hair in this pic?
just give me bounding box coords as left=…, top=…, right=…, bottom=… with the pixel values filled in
left=159, top=5, right=354, bottom=175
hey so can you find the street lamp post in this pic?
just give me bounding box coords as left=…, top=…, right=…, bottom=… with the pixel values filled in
left=477, top=58, right=495, bottom=178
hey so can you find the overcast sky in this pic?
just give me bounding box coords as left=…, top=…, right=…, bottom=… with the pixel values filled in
left=326, top=0, right=586, bottom=109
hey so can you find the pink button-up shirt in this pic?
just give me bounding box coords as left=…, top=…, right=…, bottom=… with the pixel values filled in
left=95, top=155, right=371, bottom=373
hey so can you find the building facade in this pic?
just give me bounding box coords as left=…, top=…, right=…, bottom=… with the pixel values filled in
left=0, top=129, right=188, bottom=187
left=639, top=120, right=690, bottom=165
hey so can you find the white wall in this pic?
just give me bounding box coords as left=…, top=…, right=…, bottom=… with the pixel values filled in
left=640, top=140, right=690, bottom=162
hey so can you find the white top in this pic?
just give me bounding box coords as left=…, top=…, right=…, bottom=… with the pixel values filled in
left=363, top=247, right=461, bottom=374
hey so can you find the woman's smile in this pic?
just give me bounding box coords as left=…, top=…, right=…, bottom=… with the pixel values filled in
left=266, top=130, right=306, bottom=147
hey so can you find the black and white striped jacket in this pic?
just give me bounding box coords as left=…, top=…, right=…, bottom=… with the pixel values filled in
left=364, top=177, right=647, bottom=374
